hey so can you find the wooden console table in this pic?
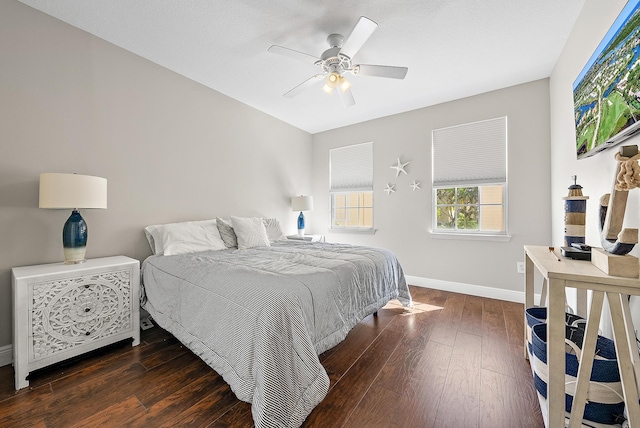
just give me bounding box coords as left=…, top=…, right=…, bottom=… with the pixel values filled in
left=524, top=245, right=640, bottom=427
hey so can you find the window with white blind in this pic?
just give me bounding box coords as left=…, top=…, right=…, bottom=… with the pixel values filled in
left=432, top=117, right=508, bottom=236
left=330, top=142, right=374, bottom=230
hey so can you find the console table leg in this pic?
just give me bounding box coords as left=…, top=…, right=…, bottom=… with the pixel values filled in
left=568, top=290, right=604, bottom=428
left=620, top=293, right=640, bottom=397
left=607, top=292, right=640, bottom=426
left=548, top=278, right=567, bottom=428
left=524, top=253, right=535, bottom=360
left=540, top=278, right=547, bottom=307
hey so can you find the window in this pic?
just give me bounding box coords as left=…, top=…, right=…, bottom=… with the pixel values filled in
left=432, top=117, right=507, bottom=235
left=435, top=185, right=504, bottom=231
left=330, top=142, right=373, bottom=230
left=332, top=191, right=373, bottom=228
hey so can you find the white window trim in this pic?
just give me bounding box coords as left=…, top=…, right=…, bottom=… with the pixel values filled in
left=330, top=227, right=377, bottom=235
left=429, top=231, right=512, bottom=241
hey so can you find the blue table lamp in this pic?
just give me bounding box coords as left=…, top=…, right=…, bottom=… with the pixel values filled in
left=291, top=195, right=313, bottom=236
left=39, top=173, right=107, bottom=264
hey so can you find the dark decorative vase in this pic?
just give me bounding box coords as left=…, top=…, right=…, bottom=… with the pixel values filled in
left=62, top=210, right=87, bottom=263
left=297, top=212, right=305, bottom=236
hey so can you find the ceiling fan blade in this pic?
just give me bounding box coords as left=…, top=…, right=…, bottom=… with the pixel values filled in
left=338, top=88, right=355, bottom=107
left=283, top=74, right=325, bottom=98
left=354, top=64, right=408, bottom=79
left=339, top=16, right=378, bottom=59
left=268, top=45, right=320, bottom=65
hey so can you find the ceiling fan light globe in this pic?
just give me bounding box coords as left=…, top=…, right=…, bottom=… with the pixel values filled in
left=322, top=83, right=334, bottom=95
left=338, top=76, right=351, bottom=93
left=326, top=72, right=340, bottom=89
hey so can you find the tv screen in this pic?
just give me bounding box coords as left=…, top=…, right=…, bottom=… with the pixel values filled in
left=574, top=0, right=640, bottom=159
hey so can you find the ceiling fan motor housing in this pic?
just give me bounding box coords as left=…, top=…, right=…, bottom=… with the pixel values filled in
left=318, top=40, right=352, bottom=75
left=326, top=33, right=344, bottom=48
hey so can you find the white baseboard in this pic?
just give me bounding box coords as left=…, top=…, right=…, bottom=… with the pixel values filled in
left=0, top=344, right=12, bottom=367
left=406, top=275, right=540, bottom=304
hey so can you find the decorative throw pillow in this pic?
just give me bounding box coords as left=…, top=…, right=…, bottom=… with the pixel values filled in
left=216, top=217, right=238, bottom=248
left=262, top=218, right=287, bottom=242
left=231, top=216, right=271, bottom=250
left=144, top=219, right=226, bottom=255
left=144, top=227, right=161, bottom=254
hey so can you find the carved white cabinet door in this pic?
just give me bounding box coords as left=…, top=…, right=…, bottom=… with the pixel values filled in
left=12, top=256, right=140, bottom=390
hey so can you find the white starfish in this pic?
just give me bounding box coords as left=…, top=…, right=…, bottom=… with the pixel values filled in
left=384, top=183, right=396, bottom=195
left=390, top=158, right=410, bottom=177
left=410, top=180, right=421, bottom=191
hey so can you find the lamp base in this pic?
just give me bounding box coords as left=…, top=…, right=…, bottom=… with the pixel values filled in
left=63, top=209, right=88, bottom=264
left=297, top=211, right=305, bottom=237
left=63, top=247, right=87, bottom=264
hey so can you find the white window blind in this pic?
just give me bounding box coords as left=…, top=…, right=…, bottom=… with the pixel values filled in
left=330, top=142, right=373, bottom=192
left=432, top=117, right=507, bottom=187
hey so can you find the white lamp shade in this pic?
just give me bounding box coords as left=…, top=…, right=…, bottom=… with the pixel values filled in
left=291, top=195, right=313, bottom=212
left=39, top=173, right=107, bottom=209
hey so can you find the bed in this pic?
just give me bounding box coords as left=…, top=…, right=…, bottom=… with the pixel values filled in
left=140, top=219, right=411, bottom=428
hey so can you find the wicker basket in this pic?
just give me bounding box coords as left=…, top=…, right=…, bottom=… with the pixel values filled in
left=525, top=307, right=585, bottom=354
left=530, top=323, right=624, bottom=425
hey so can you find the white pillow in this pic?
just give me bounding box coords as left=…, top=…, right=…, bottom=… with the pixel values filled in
left=231, top=216, right=271, bottom=250
left=262, top=218, right=287, bottom=242
left=144, top=228, right=161, bottom=255
left=216, top=217, right=238, bottom=248
left=144, top=219, right=226, bottom=255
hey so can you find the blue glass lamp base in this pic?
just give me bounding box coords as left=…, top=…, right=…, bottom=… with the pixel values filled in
left=297, top=211, right=305, bottom=236
left=62, top=209, right=88, bottom=264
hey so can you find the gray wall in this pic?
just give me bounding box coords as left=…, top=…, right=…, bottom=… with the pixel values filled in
left=0, top=1, right=312, bottom=349
left=549, top=0, right=639, bottom=337
left=311, top=79, right=552, bottom=294
left=550, top=0, right=632, bottom=252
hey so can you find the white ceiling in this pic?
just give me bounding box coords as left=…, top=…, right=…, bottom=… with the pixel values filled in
left=18, top=0, right=585, bottom=134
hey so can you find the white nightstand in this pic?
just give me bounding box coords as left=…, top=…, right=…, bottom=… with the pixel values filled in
left=287, top=234, right=325, bottom=242
left=12, top=256, right=140, bottom=390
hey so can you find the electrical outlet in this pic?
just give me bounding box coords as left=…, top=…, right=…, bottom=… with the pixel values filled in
left=140, top=317, right=155, bottom=330
left=517, top=262, right=525, bottom=274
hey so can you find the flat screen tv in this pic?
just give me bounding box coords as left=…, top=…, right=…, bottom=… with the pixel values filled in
left=574, top=0, right=640, bottom=159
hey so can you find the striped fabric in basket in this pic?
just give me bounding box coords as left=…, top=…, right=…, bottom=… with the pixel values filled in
left=531, top=323, right=624, bottom=425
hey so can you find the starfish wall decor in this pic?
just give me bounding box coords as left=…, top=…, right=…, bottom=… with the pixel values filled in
left=386, top=156, right=421, bottom=195
left=390, top=158, right=410, bottom=177
left=384, top=183, right=396, bottom=195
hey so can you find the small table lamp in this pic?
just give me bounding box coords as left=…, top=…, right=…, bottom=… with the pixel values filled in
left=39, top=173, right=107, bottom=264
left=291, top=195, right=313, bottom=236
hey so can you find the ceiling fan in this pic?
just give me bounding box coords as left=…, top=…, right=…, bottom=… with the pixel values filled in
left=268, top=16, right=408, bottom=107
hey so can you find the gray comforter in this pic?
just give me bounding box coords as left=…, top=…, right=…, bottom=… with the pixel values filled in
left=141, top=240, right=412, bottom=428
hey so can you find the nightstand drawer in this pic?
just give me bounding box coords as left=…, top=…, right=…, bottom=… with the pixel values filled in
left=29, top=268, right=134, bottom=363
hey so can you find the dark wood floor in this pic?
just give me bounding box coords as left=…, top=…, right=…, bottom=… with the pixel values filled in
left=0, top=286, right=543, bottom=428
